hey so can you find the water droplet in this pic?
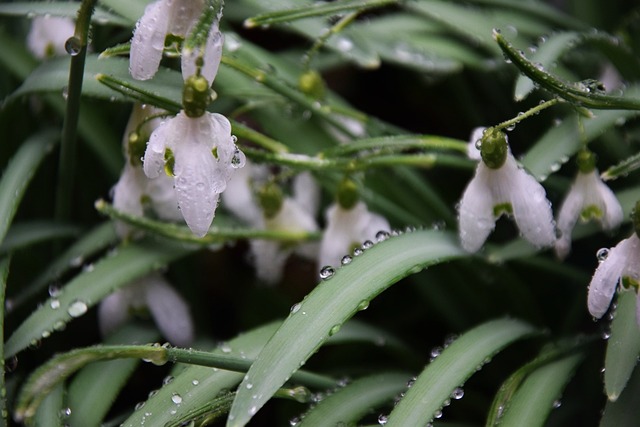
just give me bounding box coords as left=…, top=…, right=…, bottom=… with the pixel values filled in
left=353, top=248, right=363, bottom=257
left=171, top=393, right=182, bottom=404
left=67, top=300, right=88, bottom=318
left=53, top=320, right=66, bottom=331
left=602, top=330, right=611, bottom=340
left=552, top=399, right=562, bottom=408
left=378, top=414, right=388, bottom=425
left=357, top=300, right=369, bottom=311
left=290, top=303, right=301, bottom=314
left=50, top=299, right=60, bottom=310
left=329, top=324, right=341, bottom=336
left=62, top=86, right=69, bottom=100
left=192, top=379, right=199, bottom=386
left=220, top=343, right=232, bottom=353
left=376, top=230, right=389, bottom=242
left=48, top=284, right=62, bottom=297
left=135, top=401, right=145, bottom=410
left=430, top=346, right=442, bottom=361
left=407, top=377, right=416, bottom=388
left=596, top=248, right=609, bottom=262
left=163, top=375, right=174, bottom=386
left=231, top=148, right=246, bottom=168
left=506, top=123, right=516, bottom=131
left=65, top=36, right=82, bottom=56
left=246, top=383, right=253, bottom=389
left=341, top=255, right=352, bottom=265
left=289, top=416, right=301, bottom=426
left=60, top=407, right=71, bottom=418
left=319, top=265, right=335, bottom=280
left=336, top=37, right=353, bottom=52
left=434, top=409, right=443, bottom=418
left=362, top=240, right=374, bottom=250
left=452, top=387, right=464, bottom=399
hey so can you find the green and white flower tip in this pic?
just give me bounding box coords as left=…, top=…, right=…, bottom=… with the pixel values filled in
left=27, top=15, right=75, bottom=59
left=555, top=150, right=623, bottom=259
left=98, top=273, right=194, bottom=346
left=588, top=201, right=640, bottom=327
left=129, top=0, right=223, bottom=83
left=458, top=128, right=556, bottom=252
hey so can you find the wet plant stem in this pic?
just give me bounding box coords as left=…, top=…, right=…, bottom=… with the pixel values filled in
left=493, top=98, right=561, bottom=133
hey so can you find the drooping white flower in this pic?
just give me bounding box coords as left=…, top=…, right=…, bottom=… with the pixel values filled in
left=27, top=15, right=75, bottom=59
left=555, top=167, right=623, bottom=259
left=143, top=110, right=245, bottom=237
left=221, top=160, right=268, bottom=225
left=458, top=129, right=556, bottom=252
left=129, top=0, right=223, bottom=82
left=588, top=233, right=640, bottom=325
left=319, top=201, right=390, bottom=268
left=98, top=273, right=194, bottom=346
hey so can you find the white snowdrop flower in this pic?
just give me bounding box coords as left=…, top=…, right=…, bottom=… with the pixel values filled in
left=27, top=15, right=75, bottom=59
left=98, top=273, right=194, bottom=346
left=588, top=232, right=640, bottom=325
left=467, top=127, right=484, bottom=161
left=319, top=201, right=390, bottom=268
left=458, top=128, right=556, bottom=252
left=130, top=0, right=223, bottom=82
left=222, top=160, right=268, bottom=225
left=143, top=109, right=245, bottom=237
left=555, top=150, right=622, bottom=259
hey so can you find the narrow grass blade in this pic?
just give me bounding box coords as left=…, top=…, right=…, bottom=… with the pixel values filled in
left=0, top=221, right=80, bottom=254
left=0, top=2, right=129, bottom=26
left=605, top=290, right=640, bottom=401
left=227, top=229, right=465, bottom=427
left=299, top=373, right=409, bottom=426
left=33, top=383, right=65, bottom=427
left=0, top=130, right=58, bottom=246
left=601, top=362, right=640, bottom=427
left=386, top=318, right=537, bottom=426
left=0, top=257, right=9, bottom=427
left=4, top=239, right=191, bottom=358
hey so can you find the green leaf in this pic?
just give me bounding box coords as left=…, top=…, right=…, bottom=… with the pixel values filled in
left=386, top=318, right=537, bottom=426
left=495, top=31, right=640, bottom=110
left=0, top=131, right=58, bottom=247
left=227, top=229, right=465, bottom=427
left=605, top=290, right=640, bottom=401
left=244, top=0, right=399, bottom=28
left=4, top=239, right=192, bottom=358
left=496, top=350, right=584, bottom=427
left=0, top=221, right=80, bottom=255
left=601, top=151, right=640, bottom=181
left=33, top=383, right=65, bottom=427
left=67, top=324, right=160, bottom=427
left=299, top=373, right=409, bottom=426
left=0, top=2, right=130, bottom=26
left=0, top=257, right=9, bottom=427
left=601, top=362, right=640, bottom=427
left=98, top=0, right=148, bottom=24
left=514, top=32, right=581, bottom=101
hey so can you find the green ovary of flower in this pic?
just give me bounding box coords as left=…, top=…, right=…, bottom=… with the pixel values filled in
left=259, top=183, right=284, bottom=219
left=183, top=74, right=212, bottom=118
left=480, top=128, right=508, bottom=169
left=576, top=149, right=597, bottom=174
left=580, top=205, right=603, bottom=222
left=337, top=178, right=359, bottom=210
left=493, top=202, right=513, bottom=217
left=164, top=148, right=175, bottom=177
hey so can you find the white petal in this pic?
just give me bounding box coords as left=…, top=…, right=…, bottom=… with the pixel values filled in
left=588, top=237, right=631, bottom=318
left=146, top=172, right=182, bottom=221
left=467, top=127, right=485, bottom=161
left=129, top=0, right=170, bottom=80
left=594, top=174, right=623, bottom=230
left=267, top=199, right=318, bottom=233
left=182, top=22, right=223, bottom=83
left=221, top=161, right=263, bottom=226
left=458, top=164, right=496, bottom=252
left=143, top=274, right=194, bottom=346
left=97, top=289, right=132, bottom=337
left=27, top=16, right=75, bottom=59
left=293, top=172, right=320, bottom=216
left=143, top=118, right=174, bottom=179
left=636, top=291, right=640, bottom=329
left=554, top=173, right=586, bottom=258
left=167, top=0, right=204, bottom=36
left=112, top=164, right=146, bottom=237
left=507, top=158, right=556, bottom=248
left=250, top=239, right=291, bottom=285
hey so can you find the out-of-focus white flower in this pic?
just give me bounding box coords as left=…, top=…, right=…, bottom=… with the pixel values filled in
left=458, top=128, right=556, bottom=252
left=555, top=163, right=623, bottom=259
left=129, top=0, right=223, bottom=82
left=588, top=233, right=640, bottom=326
left=98, top=273, right=194, bottom=346
left=27, top=15, right=75, bottom=59
left=319, top=201, right=390, bottom=268
left=143, top=110, right=245, bottom=237
left=222, top=160, right=268, bottom=225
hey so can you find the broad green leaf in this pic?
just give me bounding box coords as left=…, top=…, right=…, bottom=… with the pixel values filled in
left=33, top=383, right=65, bottom=427
left=386, top=318, right=536, bottom=426
left=0, top=257, right=9, bottom=427
left=0, top=2, right=130, bottom=26
left=496, top=351, right=584, bottom=427
left=67, top=324, right=160, bottom=427
left=0, top=131, right=58, bottom=246
left=605, top=290, right=640, bottom=401
left=8, top=222, right=118, bottom=311
left=0, top=221, right=80, bottom=254
left=99, top=0, right=149, bottom=23
left=467, top=0, right=588, bottom=31
left=601, top=362, right=640, bottom=427
left=514, top=32, right=581, bottom=101
left=299, top=373, right=409, bottom=426
left=227, top=229, right=465, bottom=427
left=4, top=239, right=191, bottom=358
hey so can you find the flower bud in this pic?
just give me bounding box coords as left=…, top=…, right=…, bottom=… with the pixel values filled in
left=336, top=177, right=358, bottom=210
left=480, top=128, right=508, bottom=169
left=259, top=182, right=284, bottom=219
left=298, top=70, right=326, bottom=100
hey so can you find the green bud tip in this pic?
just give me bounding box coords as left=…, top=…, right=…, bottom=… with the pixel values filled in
left=259, top=182, right=284, bottom=219
left=337, top=178, right=358, bottom=209
left=576, top=149, right=597, bottom=174
left=183, top=74, right=212, bottom=118
left=480, top=128, right=508, bottom=169
left=633, top=200, right=640, bottom=238
left=298, top=70, right=326, bottom=100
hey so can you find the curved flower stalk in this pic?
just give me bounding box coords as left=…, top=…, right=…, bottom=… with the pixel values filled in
left=129, top=0, right=223, bottom=82
left=588, top=229, right=640, bottom=326
left=27, top=15, right=75, bottom=59
left=458, top=128, right=556, bottom=252
left=98, top=273, right=194, bottom=346
left=319, top=178, right=390, bottom=268
left=555, top=150, right=623, bottom=259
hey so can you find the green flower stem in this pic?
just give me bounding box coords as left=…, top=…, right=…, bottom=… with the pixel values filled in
left=0, top=257, right=9, bottom=427
left=94, top=200, right=321, bottom=244
left=15, top=344, right=335, bottom=423
left=321, top=135, right=468, bottom=157
left=244, top=0, right=399, bottom=28
left=55, top=0, right=98, bottom=223
left=96, top=73, right=183, bottom=112
left=302, top=10, right=361, bottom=70
left=220, top=56, right=364, bottom=138
left=493, top=98, right=561, bottom=133
left=231, top=120, right=289, bottom=153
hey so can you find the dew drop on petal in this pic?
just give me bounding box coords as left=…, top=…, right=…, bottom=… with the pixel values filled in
left=596, top=248, right=609, bottom=262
